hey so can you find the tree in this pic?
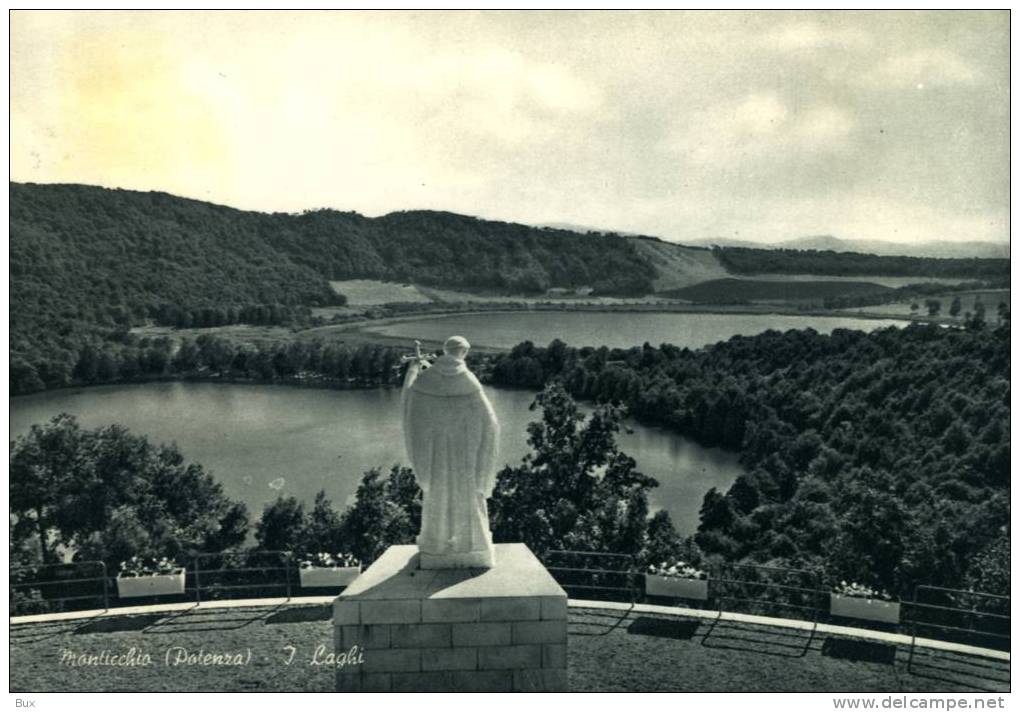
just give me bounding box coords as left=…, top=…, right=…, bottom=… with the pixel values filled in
left=485, top=321, right=1008, bottom=594
left=926, top=299, right=942, bottom=316
left=969, top=299, right=987, bottom=329
left=197, top=335, right=235, bottom=373
left=10, top=358, right=44, bottom=395
left=644, top=510, right=683, bottom=565
left=727, top=474, right=761, bottom=514
left=172, top=338, right=200, bottom=372
left=305, top=490, right=346, bottom=555
left=996, top=301, right=1009, bottom=324
left=73, top=344, right=100, bottom=383
left=829, top=467, right=908, bottom=591
left=10, top=414, right=83, bottom=561
left=965, top=533, right=1009, bottom=597
left=142, top=344, right=170, bottom=374
left=489, top=382, right=657, bottom=556
left=255, top=497, right=308, bottom=552
left=76, top=506, right=156, bottom=566
left=340, top=468, right=416, bottom=564
left=385, top=465, right=423, bottom=534
left=96, top=349, right=119, bottom=381
left=698, top=488, right=735, bottom=531
left=204, top=502, right=250, bottom=553
left=949, top=296, right=962, bottom=317
left=10, top=415, right=250, bottom=568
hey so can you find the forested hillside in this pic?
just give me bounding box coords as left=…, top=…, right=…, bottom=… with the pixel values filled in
left=486, top=323, right=1010, bottom=596
left=10, top=184, right=341, bottom=371
left=269, top=208, right=655, bottom=294
left=715, top=246, right=1010, bottom=280
left=9, top=182, right=655, bottom=389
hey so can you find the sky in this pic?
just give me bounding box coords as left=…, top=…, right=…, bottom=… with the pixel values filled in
left=10, top=10, right=1010, bottom=246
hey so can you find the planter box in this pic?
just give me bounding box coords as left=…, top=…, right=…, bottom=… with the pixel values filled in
left=830, top=594, right=901, bottom=624
left=299, top=566, right=361, bottom=589
left=116, top=569, right=186, bottom=598
left=645, top=574, right=709, bottom=601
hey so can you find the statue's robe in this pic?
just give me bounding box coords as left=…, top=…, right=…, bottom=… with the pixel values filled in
left=402, top=354, right=499, bottom=568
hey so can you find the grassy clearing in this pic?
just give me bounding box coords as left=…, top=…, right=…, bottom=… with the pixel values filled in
left=841, top=289, right=1011, bottom=319
left=664, top=278, right=893, bottom=304
left=131, top=324, right=300, bottom=344
left=321, top=280, right=679, bottom=307
left=418, top=285, right=676, bottom=306
left=328, top=280, right=434, bottom=306
left=735, top=274, right=974, bottom=288
left=629, top=239, right=730, bottom=292
left=9, top=605, right=1007, bottom=692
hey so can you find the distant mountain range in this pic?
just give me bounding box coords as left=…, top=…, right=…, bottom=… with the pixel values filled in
left=677, top=235, right=1010, bottom=260
left=536, top=222, right=1009, bottom=260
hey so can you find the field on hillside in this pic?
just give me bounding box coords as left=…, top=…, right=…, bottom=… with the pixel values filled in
left=664, top=278, right=893, bottom=303
left=323, top=280, right=676, bottom=307
left=737, top=273, right=973, bottom=288
left=329, top=279, right=434, bottom=305
left=629, top=239, right=730, bottom=291
left=421, top=285, right=673, bottom=305
left=840, top=289, right=1010, bottom=319
left=131, top=324, right=301, bottom=344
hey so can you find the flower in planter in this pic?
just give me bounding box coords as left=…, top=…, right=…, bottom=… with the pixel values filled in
left=647, top=559, right=707, bottom=580
left=832, top=580, right=893, bottom=601
left=300, top=552, right=361, bottom=569
left=118, top=556, right=183, bottom=578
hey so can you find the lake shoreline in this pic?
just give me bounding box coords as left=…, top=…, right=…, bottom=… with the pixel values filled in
left=8, top=372, right=401, bottom=401
left=132, top=302, right=930, bottom=354
left=332, top=309, right=913, bottom=352
left=11, top=381, right=747, bottom=535
left=19, top=308, right=916, bottom=398
left=310, top=301, right=932, bottom=337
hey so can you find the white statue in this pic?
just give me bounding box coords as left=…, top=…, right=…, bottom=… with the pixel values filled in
left=401, top=336, right=499, bottom=569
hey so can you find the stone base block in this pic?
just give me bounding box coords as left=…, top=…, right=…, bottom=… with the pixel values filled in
left=419, top=545, right=494, bottom=570
left=334, top=544, right=567, bottom=692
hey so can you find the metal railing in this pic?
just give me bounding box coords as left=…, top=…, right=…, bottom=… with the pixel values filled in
left=544, top=550, right=638, bottom=603
left=10, top=561, right=110, bottom=615
left=8, top=553, right=1013, bottom=660
left=189, top=551, right=294, bottom=603
left=709, top=562, right=825, bottom=633
left=8, top=551, right=358, bottom=616
left=539, top=553, right=1009, bottom=654
left=907, top=586, right=1011, bottom=656
left=903, top=586, right=1011, bottom=691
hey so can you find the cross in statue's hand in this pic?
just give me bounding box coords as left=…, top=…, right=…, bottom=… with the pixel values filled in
left=400, top=340, right=430, bottom=364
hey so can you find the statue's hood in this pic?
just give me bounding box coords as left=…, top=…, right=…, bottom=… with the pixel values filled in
left=410, top=355, right=483, bottom=397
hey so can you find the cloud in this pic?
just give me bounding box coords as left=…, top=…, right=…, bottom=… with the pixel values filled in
left=669, top=93, right=856, bottom=166
left=412, top=49, right=605, bottom=148
left=468, top=50, right=603, bottom=115
left=857, top=48, right=980, bottom=89
left=763, top=19, right=871, bottom=51
left=796, top=106, right=856, bottom=145
left=8, top=11, right=1008, bottom=247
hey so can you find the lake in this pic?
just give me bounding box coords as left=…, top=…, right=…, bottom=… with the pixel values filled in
left=361, top=311, right=910, bottom=350
left=9, top=382, right=745, bottom=536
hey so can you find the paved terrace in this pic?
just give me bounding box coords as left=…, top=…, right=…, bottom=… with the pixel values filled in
left=9, top=600, right=1009, bottom=693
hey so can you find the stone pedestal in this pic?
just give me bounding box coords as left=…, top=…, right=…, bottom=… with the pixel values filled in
left=333, top=544, right=568, bottom=692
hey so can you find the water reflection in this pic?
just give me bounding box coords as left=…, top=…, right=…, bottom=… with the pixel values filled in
left=10, top=382, right=746, bottom=534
